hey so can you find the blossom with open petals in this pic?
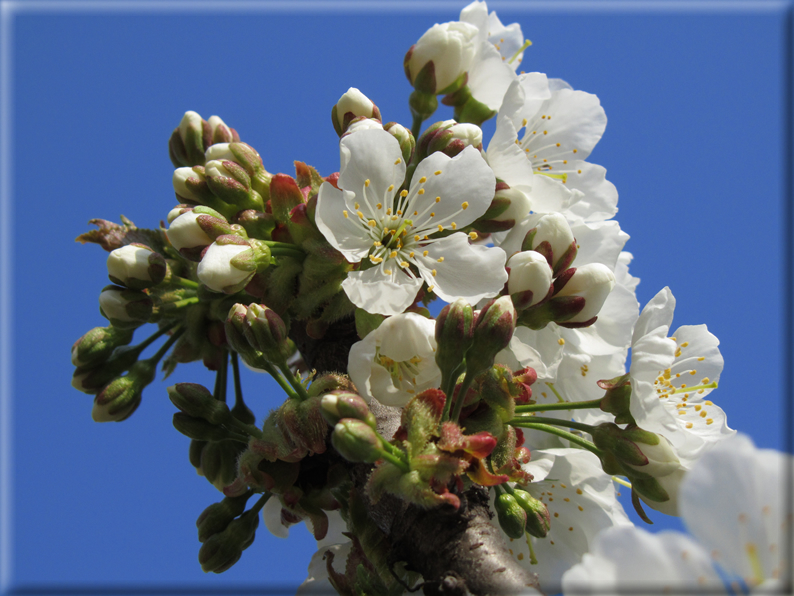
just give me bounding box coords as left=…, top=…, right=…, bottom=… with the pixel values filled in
left=562, top=434, right=791, bottom=594
left=316, top=128, right=507, bottom=316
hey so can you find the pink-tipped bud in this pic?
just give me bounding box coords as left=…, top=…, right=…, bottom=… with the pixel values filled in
left=331, top=418, right=382, bottom=463
left=507, top=250, right=554, bottom=310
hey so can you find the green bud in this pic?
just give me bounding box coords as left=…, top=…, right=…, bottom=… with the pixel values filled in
left=98, top=285, right=153, bottom=329
left=92, top=359, right=155, bottom=422
left=434, top=299, right=474, bottom=379
left=198, top=508, right=259, bottom=573
left=243, top=303, right=290, bottom=365
left=466, top=296, right=516, bottom=376
left=201, top=440, right=244, bottom=492
left=169, top=111, right=207, bottom=168
left=598, top=374, right=634, bottom=425
left=494, top=492, right=526, bottom=539
left=71, top=344, right=142, bottom=394
left=189, top=439, right=208, bottom=472
left=511, top=489, right=551, bottom=538
left=197, top=492, right=252, bottom=542
left=331, top=419, right=382, bottom=463
left=592, top=423, right=648, bottom=468
left=71, top=326, right=134, bottom=367
left=168, top=383, right=232, bottom=426
left=172, top=413, right=239, bottom=442
left=383, top=121, right=415, bottom=164
left=320, top=392, right=376, bottom=428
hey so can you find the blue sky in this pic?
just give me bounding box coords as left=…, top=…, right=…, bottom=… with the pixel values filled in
left=2, top=1, right=791, bottom=593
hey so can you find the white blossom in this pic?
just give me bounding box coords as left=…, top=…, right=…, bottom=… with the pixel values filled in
left=315, top=128, right=507, bottom=316
left=348, top=313, right=440, bottom=407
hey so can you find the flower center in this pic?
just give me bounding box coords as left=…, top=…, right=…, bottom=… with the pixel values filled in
left=375, top=348, right=423, bottom=394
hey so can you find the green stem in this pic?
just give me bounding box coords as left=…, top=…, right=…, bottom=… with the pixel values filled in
left=169, top=276, right=199, bottom=289
left=276, top=362, right=311, bottom=401
left=143, top=325, right=185, bottom=364
left=214, top=350, right=229, bottom=403
left=525, top=531, right=538, bottom=565
left=449, top=370, right=476, bottom=423
left=411, top=114, right=424, bottom=140
left=248, top=491, right=271, bottom=515
left=228, top=416, right=265, bottom=441
left=515, top=398, right=603, bottom=414
left=260, top=361, right=300, bottom=400
left=134, top=320, right=180, bottom=354
left=231, top=352, right=244, bottom=407
left=510, top=416, right=594, bottom=434
left=511, top=422, right=603, bottom=456
left=378, top=449, right=410, bottom=473
left=379, top=438, right=408, bottom=463
left=161, top=297, right=200, bottom=311
left=440, top=364, right=464, bottom=422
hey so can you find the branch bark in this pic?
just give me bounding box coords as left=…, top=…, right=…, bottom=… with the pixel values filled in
left=291, top=318, right=543, bottom=596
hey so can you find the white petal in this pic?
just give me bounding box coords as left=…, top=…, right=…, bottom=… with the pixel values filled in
left=378, top=313, right=436, bottom=362
left=500, top=73, right=552, bottom=132
left=417, top=233, right=506, bottom=304
left=632, top=287, right=675, bottom=344
left=568, top=220, right=628, bottom=271
left=337, top=128, right=406, bottom=203
left=562, top=162, right=618, bottom=223
left=315, top=182, right=374, bottom=262
left=262, top=495, right=290, bottom=538
left=486, top=114, right=537, bottom=193
left=410, top=146, right=495, bottom=229
left=680, top=434, right=791, bottom=587
left=342, top=266, right=423, bottom=316
left=467, top=40, right=518, bottom=110
left=297, top=542, right=353, bottom=596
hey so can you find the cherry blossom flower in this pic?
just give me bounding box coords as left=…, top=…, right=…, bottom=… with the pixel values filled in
left=348, top=312, right=440, bottom=407
left=316, top=127, right=507, bottom=316
left=562, top=434, right=792, bottom=594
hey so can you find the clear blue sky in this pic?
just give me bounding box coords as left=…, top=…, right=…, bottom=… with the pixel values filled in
left=3, top=1, right=791, bottom=593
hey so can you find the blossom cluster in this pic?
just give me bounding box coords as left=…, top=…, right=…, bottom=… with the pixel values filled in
left=68, top=2, right=789, bottom=595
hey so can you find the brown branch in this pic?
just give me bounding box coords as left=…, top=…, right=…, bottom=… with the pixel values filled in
left=291, top=318, right=543, bottom=596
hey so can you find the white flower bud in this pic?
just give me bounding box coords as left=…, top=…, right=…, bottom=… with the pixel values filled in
left=492, top=187, right=531, bottom=223
left=207, top=115, right=227, bottom=136
left=638, top=465, right=686, bottom=516
left=335, top=88, right=379, bottom=130
left=167, top=206, right=187, bottom=224
left=98, top=288, right=138, bottom=322
left=447, top=122, right=482, bottom=147
left=106, top=245, right=158, bottom=288
left=531, top=213, right=575, bottom=267
left=179, top=111, right=203, bottom=142
left=555, top=263, right=616, bottom=323
left=408, top=21, right=479, bottom=92
left=204, top=159, right=235, bottom=180
left=173, top=167, right=205, bottom=201
left=204, top=142, right=234, bottom=163
left=197, top=242, right=253, bottom=293
left=625, top=434, right=681, bottom=478
left=506, top=251, right=553, bottom=306
left=167, top=211, right=213, bottom=251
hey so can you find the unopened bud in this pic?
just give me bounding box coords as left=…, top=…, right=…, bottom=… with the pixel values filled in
left=172, top=413, right=236, bottom=442
left=206, top=115, right=239, bottom=145
left=554, top=263, right=616, bottom=325
left=333, top=88, right=382, bottom=136
left=168, top=383, right=232, bottom=426
left=494, top=492, right=526, bottom=539
left=197, top=237, right=255, bottom=294
left=243, top=303, right=290, bottom=365
left=92, top=359, right=155, bottom=422
left=98, top=285, right=153, bottom=328
left=173, top=166, right=213, bottom=204
left=383, top=122, right=415, bottom=164
left=71, top=326, right=134, bottom=367
left=331, top=418, right=382, bottom=463
left=511, top=489, right=550, bottom=538
left=168, top=110, right=207, bottom=168
left=406, top=21, right=479, bottom=94
left=343, top=116, right=384, bottom=135
left=524, top=213, right=577, bottom=275
left=320, top=392, right=376, bottom=428
left=621, top=427, right=680, bottom=478
left=419, top=119, right=483, bottom=159
left=435, top=299, right=474, bottom=378
left=507, top=251, right=553, bottom=310
left=492, top=186, right=531, bottom=224
left=197, top=492, right=252, bottom=543
left=466, top=296, right=517, bottom=376
left=106, top=244, right=166, bottom=290
left=198, top=508, right=258, bottom=573
left=201, top=440, right=244, bottom=493
left=167, top=207, right=230, bottom=258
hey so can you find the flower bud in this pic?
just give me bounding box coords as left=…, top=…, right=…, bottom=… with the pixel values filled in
left=168, top=110, right=207, bottom=168
left=98, top=285, right=153, bottom=328
left=466, top=296, right=517, bottom=376
left=201, top=440, right=245, bottom=493
left=491, top=186, right=531, bottom=224
left=198, top=508, right=258, bottom=573
left=383, top=122, right=415, bottom=164
left=331, top=418, right=382, bottom=463
left=172, top=413, right=238, bottom=442
left=406, top=21, right=479, bottom=94
left=206, top=115, right=239, bottom=145
left=621, top=428, right=681, bottom=478
left=320, top=392, right=376, bottom=428
left=106, top=244, right=166, bottom=290
left=71, top=326, right=134, bottom=367
left=419, top=120, right=483, bottom=159
left=92, top=359, right=155, bottom=422
left=197, top=237, right=255, bottom=294
left=524, top=213, right=577, bottom=275
left=167, top=211, right=213, bottom=254
left=343, top=116, right=384, bottom=136
left=72, top=344, right=142, bottom=394
left=554, top=263, right=616, bottom=325
left=197, top=492, right=252, bottom=543
left=173, top=166, right=213, bottom=204
left=494, top=492, right=526, bottom=539
left=243, top=303, right=290, bottom=365
left=434, top=299, right=474, bottom=378
left=168, top=383, right=232, bottom=426
left=507, top=251, right=553, bottom=310
left=332, top=87, right=382, bottom=136
left=511, top=489, right=551, bottom=538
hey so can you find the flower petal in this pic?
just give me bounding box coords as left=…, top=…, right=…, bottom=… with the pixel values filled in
left=315, top=182, right=375, bottom=262
left=342, top=265, right=423, bottom=316
left=417, top=233, right=506, bottom=304
left=337, top=128, right=406, bottom=204
left=467, top=40, right=518, bottom=110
